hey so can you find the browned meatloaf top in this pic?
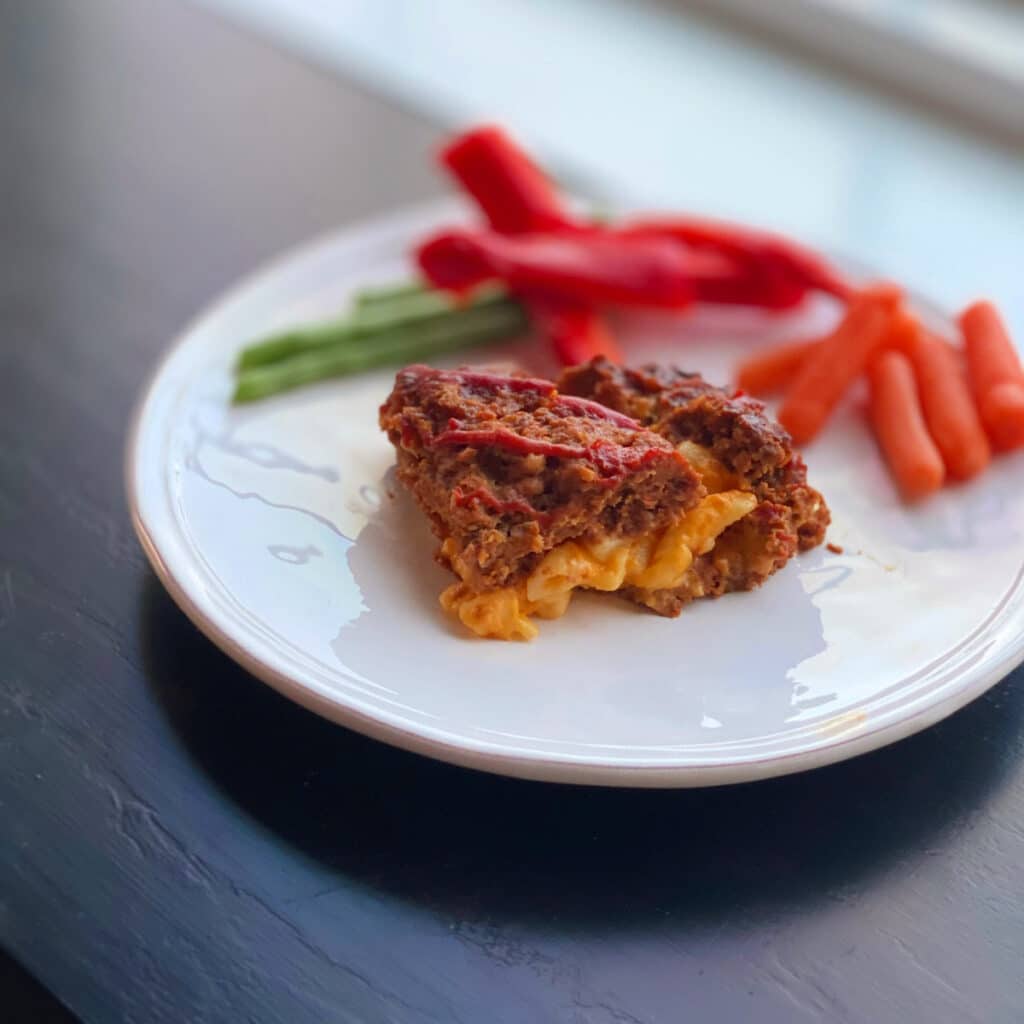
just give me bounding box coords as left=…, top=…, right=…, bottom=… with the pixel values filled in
left=558, top=358, right=794, bottom=484
left=557, top=357, right=831, bottom=616
left=379, top=364, right=703, bottom=591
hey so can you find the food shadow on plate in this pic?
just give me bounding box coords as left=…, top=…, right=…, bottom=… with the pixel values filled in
left=335, top=467, right=835, bottom=742
left=139, top=572, right=1024, bottom=933
left=338, top=466, right=469, bottom=643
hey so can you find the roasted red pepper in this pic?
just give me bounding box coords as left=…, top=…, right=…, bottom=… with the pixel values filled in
left=619, top=217, right=850, bottom=305
left=688, top=262, right=807, bottom=310
left=530, top=301, right=622, bottom=366
left=435, top=126, right=849, bottom=363
left=438, top=125, right=621, bottom=365
left=440, top=125, right=575, bottom=235
left=418, top=229, right=697, bottom=310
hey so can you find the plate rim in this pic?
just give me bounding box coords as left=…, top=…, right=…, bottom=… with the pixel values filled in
left=126, top=199, right=1024, bottom=788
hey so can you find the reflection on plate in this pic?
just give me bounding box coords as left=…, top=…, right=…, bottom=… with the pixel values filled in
left=128, top=200, right=1024, bottom=786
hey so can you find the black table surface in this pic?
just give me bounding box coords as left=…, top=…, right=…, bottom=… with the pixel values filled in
left=2, top=1, right=1023, bottom=1021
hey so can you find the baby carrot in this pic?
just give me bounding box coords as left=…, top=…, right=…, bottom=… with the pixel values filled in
left=734, top=302, right=920, bottom=398
left=868, top=351, right=945, bottom=500
left=880, top=307, right=921, bottom=354
left=981, top=383, right=1024, bottom=451
left=778, top=283, right=901, bottom=444
left=906, top=320, right=991, bottom=479
left=959, top=300, right=1024, bottom=451
left=735, top=337, right=822, bottom=396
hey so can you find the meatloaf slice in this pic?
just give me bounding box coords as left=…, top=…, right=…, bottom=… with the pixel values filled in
left=557, top=357, right=830, bottom=615
left=379, top=364, right=703, bottom=595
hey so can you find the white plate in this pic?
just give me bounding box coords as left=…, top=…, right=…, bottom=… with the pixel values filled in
left=128, top=199, right=1024, bottom=787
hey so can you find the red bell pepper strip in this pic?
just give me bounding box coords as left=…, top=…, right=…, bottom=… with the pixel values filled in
left=438, top=125, right=620, bottom=364
left=530, top=301, right=622, bottom=365
left=440, top=125, right=576, bottom=235
left=620, top=217, right=851, bottom=305
left=689, top=262, right=806, bottom=310
left=417, top=229, right=697, bottom=310
left=537, top=302, right=622, bottom=365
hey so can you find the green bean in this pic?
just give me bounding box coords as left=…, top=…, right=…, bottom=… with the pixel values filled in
left=351, top=280, right=428, bottom=307
left=233, top=302, right=529, bottom=403
left=238, top=285, right=511, bottom=370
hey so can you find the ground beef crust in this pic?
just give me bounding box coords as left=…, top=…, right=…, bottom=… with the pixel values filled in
left=380, top=364, right=703, bottom=591
left=558, top=356, right=831, bottom=615
left=558, top=358, right=794, bottom=483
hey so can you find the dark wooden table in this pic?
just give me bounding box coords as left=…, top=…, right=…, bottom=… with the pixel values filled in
left=2, top=1, right=1023, bottom=1021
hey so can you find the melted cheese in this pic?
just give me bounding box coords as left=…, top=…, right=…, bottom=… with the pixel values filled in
left=440, top=442, right=756, bottom=640
left=675, top=441, right=740, bottom=493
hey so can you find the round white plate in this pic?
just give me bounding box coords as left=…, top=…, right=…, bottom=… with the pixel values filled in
left=128, top=199, right=1024, bottom=787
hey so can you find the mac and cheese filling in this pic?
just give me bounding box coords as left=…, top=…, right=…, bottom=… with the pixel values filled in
left=440, top=445, right=755, bottom=640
